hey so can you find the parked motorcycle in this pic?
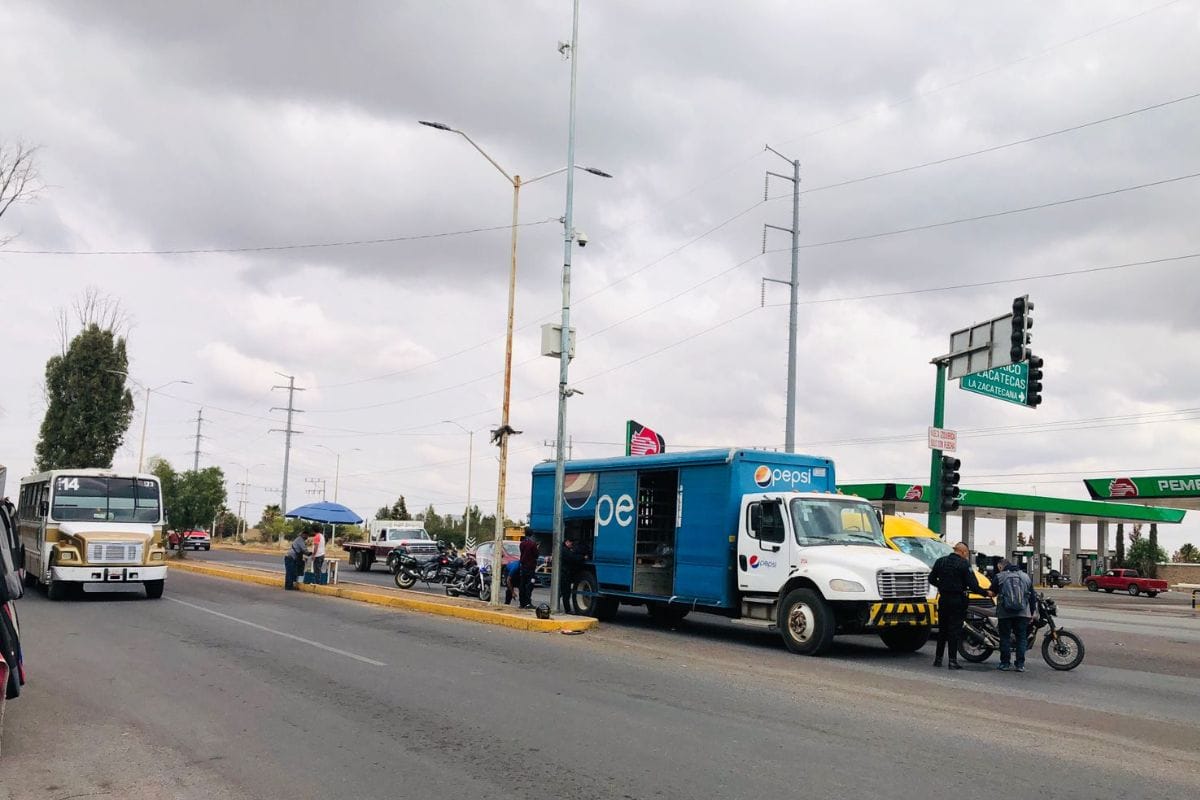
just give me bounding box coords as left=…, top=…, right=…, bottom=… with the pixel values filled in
left=445, top=556, right=493, bottom=602
left=391, top=542, right=457, bottom=590
left=959, top=591, right=1085, bottom=670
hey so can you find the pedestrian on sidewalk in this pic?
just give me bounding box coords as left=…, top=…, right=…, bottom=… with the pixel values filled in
left=558, top=537, right=587, bottom=614
left=994, top=558, right=1037, bottom=672
left=518, top=532, right=539, bottom=609
left=309, top=524, right=326, bottom=583
left=928, top=542, right=983, bottom=670
left=503, top=558, right=521, bottom=606
left=284, top=529, right=312, bottom=590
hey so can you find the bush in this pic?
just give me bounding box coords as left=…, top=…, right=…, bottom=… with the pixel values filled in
left=1127, top=539, right=1168, bottom=577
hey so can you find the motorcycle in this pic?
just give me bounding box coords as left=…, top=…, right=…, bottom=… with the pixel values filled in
left=391, top=542, right=457, bottom=590
left=959, top=591, right=1085, bottom=670
left=444, top=557, right=493, bottom=602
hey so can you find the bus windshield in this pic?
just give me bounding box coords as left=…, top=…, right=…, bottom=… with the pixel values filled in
left=789, top=498, right=885, bottom=547
left=889, top=536, right=952, bottom=568
left=51, top=475, right=162, bottom=523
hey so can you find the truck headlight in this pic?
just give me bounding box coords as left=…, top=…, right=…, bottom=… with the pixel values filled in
left=829, top=579, right=865, bottom=592
left=58, top=551, right=76, bottom=562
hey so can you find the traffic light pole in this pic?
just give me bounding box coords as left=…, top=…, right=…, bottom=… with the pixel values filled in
left=927, top=361, right=947, bottom=537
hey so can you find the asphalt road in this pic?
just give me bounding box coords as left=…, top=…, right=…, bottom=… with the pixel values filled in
left=3, top=573, right=1199, bottom=800
left=193, top=547, right=556, bottom=604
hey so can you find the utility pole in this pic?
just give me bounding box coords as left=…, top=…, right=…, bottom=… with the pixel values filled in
left=235, top=481, right=249, bottom=538
left=192, top=408, right=205, bottom=470
left=761, top=144, right=801, bottom=452
left=305, top=477, right=327, bottom=502
left=270, top=374, right=305, bottom=516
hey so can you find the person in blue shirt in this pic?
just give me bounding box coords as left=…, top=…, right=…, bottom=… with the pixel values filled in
left=503, top=558, right=521, bottom=605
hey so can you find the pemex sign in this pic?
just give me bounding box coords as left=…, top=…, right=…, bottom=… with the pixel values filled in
left=1085, top=475, right=1200, bottom=500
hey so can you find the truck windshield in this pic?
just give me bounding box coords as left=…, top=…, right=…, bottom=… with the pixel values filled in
left=52, top=475, right=162, bottom=523
left=387, top=529, right=429, bottom=540
left=889, top=536, right=952, bottom=567
left=789, top=498, right=885, bottom=547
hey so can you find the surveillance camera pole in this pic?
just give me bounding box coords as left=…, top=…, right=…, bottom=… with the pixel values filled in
left=550, top=0, right=582, bottom=615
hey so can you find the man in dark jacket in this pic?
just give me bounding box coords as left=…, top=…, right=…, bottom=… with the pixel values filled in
left=284, top=530, right=312, bottom=591
left=993, top=559, right=1037, bottom=672
left=558, top=537, right=587, bottom=614
left=518, top=533, right=539, bottom=609
left=928, top=542, right=984, bottom=669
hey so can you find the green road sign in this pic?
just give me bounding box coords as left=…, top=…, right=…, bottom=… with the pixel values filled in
left=959, top=362, right=1029, bottom=407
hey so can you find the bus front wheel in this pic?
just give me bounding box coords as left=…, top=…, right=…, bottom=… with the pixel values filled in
left=145, top=580, right=165, bottom=599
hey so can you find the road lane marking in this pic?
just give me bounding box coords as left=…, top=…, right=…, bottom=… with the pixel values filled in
left=166, top=597, right=387, bottom=666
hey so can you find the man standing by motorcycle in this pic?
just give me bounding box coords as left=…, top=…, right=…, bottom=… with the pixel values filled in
left=994, top=558, right=1037, bottom=672
left=929, top=542, right=984, bottom=670
left=518, top=532, right=539, bottom=609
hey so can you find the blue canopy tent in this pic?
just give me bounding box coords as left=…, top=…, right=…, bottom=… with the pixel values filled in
left=284, top=501, right=363, bottom=525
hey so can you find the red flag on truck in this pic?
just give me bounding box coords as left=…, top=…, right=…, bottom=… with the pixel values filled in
left=626, top=420, right=665, bottom=456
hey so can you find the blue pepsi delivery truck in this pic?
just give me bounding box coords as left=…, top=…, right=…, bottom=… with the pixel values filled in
left=530, top=448, right=934, bottom=655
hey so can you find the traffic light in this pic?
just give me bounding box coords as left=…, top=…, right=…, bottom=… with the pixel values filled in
left=1011, top=295, right=1033, bottom=363
left=939, top=455, right=962, bottom=513
left=1026, top=354, right=1044, bottom=408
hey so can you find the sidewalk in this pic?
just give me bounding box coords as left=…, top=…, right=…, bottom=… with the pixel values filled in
left=168, top=558, right=596, bottom=633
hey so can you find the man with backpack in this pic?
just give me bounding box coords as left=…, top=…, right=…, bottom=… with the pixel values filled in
left=993, top=559, right=1037, bottom=672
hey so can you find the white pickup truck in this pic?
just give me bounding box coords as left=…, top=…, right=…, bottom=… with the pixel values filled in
left=341, top=520, right=441, bottom=572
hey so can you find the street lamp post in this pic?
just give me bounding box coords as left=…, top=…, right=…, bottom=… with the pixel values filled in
left=106, top=371, right=192, bottom=472
left=443, top=421, right=475, bottom=549
left=419, top=119, right=610, bottom=606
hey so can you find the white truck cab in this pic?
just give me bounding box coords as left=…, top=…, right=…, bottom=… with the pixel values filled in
left=737, top=492, right=934, bottom=654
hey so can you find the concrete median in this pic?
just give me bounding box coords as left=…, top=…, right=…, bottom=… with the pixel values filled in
left=167, top=559, right=597, bottom=633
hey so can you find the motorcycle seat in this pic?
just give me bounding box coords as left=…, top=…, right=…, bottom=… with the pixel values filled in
left=967, top=604, right=997, bottom=618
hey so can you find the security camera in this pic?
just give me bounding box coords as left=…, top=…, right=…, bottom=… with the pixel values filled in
left=576, top=230, right=589, bottom=247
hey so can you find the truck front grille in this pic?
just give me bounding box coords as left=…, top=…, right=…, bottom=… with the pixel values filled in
left=877, top=570, right=928, bottom=599
left=88, top=542, right=144, bottom=564
left=405, top=543, right=438, bottom=556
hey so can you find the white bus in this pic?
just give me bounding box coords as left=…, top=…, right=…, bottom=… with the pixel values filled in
left=17, top=469, right=168, bottom=599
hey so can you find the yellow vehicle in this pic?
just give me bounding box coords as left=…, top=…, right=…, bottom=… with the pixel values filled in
left=882, top=516, right=991, bottom=603
left=17, top=469, right=169, bottom=600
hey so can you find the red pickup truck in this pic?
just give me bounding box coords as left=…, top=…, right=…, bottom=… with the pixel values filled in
left=1084, top=568, right=1169, bottom=597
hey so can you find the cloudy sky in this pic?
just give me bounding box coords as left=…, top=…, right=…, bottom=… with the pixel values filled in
left=2, top=0, right=1198, bottom=556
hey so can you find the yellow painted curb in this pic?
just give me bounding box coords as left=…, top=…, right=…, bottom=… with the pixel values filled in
left=168, top=560, right=597, bottom=633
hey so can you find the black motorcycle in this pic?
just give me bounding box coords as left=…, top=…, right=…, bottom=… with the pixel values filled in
left=390, top=542, right=457, bottom=590
left=959, top=591, right=1085, bottom=670
left=444, top=557, right=493, bottom=602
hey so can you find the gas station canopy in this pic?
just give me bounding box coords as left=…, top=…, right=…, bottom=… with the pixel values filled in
left=1083, top=474, right=1200, bottom=511
left=840, top=483, right=1187, bottom=526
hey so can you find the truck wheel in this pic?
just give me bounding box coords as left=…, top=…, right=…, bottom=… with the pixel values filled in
left=777, top=588, right=835, bottom=655
left=879, top=626, right=931, bottom=653
left=47, top=578, right=71, bottom=601
left=572, top=571, right=600, bottom=616
left=145, top=580, right=165, bottom=599
left=1145, top=591, right=1158, bottom=598
left=1127, top=584, right=1139, bottom=596
left=647, top=602, right=689, bottom=626
left=1104, top=588, right=1114, bottom=593
left=352, top=551, right=371, bottom=572
left=1085, top=581, right=1098, bottom=592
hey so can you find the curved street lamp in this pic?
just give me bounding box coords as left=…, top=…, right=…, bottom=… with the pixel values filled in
left=419, top=119, right=611, bottom=605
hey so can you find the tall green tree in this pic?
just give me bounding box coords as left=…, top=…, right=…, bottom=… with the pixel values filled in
left=1127, top=538, right=1167, bottom=578
left=1114, top=523, right=1125, bottom=567
left=35, top=322, right=134, bottom=470
left=376, top=495, right=412, bottom=520
left=1173, top=543, right=1199, bottom=563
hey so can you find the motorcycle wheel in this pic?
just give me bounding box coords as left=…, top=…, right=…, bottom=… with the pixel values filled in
left=957, top=632, right=994, bottom=663
left=445, top=585, right=459, bottom=596
left=1041, top=629, right=1085, bottom=671
left=479, top=578, right=492, bottom=603
left=394, top=570, right=417, bottom=590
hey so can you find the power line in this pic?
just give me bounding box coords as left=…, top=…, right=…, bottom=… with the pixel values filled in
left=763, top=252, right=1200, bottom=308
left=5, top=219, right=556, bottom=256
left=764, top=171, right=1200, bottom=254
left=771, top=90, right=1200, bottom=200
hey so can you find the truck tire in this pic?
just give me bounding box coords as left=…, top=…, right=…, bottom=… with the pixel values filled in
left=647, top=602, right=689, bottom=626
left=47, top=577, right=71, bottom=601
left=1085, top=581, right=1098, bottom=592
left=352, top=551, right=371, bottom=572
left=879, top=626, right=931, bottom=653
left=1104, top=588, right=1114, bottom=593
left=1127, top=584, right=1139, bottom=596
left=144, top=580, right=165, bottom=599
left=1146, top=591, right=1158, bottom=598
left=573, top=572, right=618, bottom=621
left=777, top=588, right=835, bottom=655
